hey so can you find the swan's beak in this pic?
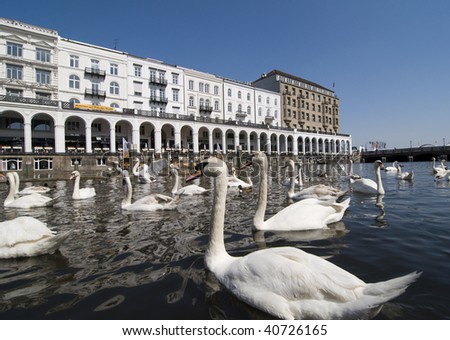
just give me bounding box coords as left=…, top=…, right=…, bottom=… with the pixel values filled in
left=69, top=175, right=75, bottom=180
left=239, top=160, right=253, bottom=170
left=186, top=169, right=202, bottom=182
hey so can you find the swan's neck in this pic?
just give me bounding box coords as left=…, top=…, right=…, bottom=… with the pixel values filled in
left=122, top=177, right=132, bottom=206
left=375, top=166, right=385, bottom=195
left=5, top=176, right=16, bottom=205
left=205, top=170, right=231, bottom=270
left=287, top=163, right=296, bottom=196
left=72, top=176, right=81, bottom=198
left=13, top=173, right=20, bottom=194
left=254, top=159, right=268, bottom=229
left=298, top=166, right=303, bottom=186
left=132, top=160, right=139, bottom=176
left=171, top=170, right=179, bottom=194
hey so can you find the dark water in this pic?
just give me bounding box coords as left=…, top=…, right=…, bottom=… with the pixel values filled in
left=0, top=161, right=449, bottom=320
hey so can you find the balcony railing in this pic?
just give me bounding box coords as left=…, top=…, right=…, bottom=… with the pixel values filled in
left=85, top=67, right=106, bottom=77
left=199, top=105, right=213, bottom=113
left=0, top=94, right=58, bottom=106
left=149, top=95, right=168, bottom=104
left=149, top=77, right=168, bottom=86
left=85, top=88, right=106, bottom=98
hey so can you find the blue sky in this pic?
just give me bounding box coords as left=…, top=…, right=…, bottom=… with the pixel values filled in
left=3, top=0, right=450, bottom=149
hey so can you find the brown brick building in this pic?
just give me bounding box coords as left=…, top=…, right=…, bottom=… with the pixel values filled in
left=252, top=70, right=340, bottom=133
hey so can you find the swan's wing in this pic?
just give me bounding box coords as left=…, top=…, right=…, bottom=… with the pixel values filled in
left=134, top=194, right=173, bottom=205
left=0, top=217, right=54, bottom=247
left=221, top=247, right=366, bottom=319
left=264, top=201, right=340, bottom=230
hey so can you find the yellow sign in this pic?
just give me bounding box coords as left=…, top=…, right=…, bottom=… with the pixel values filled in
left=74, top=103, right=115, bottom=112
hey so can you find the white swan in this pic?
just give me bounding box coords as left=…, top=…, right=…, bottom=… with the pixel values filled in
left=350, top=160, right=385, bottom=195
left=0, top=216, right=71, bottom=259
left=281, top=161, right=300, bottom=187
left=431, top=157, right=446, bottom=175
left=121, top=170, right=178, bottom=211
left=394, top=162, right=414, bottom=181
left=227, top=167, right=252, bottom=190
left=434, top=169, right=450, bottom=181
left=192, top=155, right=421, bottom=319
left=132, top=157, right=155, bottom=183
left=12, top=172, right=51, bottom=195
left=70, top=171, right=96, bottom=200
left=384, top=162, right=398, bottom=172
left=250, top=152, right=350, bottom=231
left=4, top=173, right=54, bottom=209
left=286, top=160, right=346, bottom=201
left=170, top=164, right=207, bottom=196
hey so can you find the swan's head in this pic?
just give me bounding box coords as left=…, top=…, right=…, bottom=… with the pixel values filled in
left=70, top=170, right=80, bottom=180
left=374, top=160, right=384, bottom=170
left=186, top=157, right=226, bottom=181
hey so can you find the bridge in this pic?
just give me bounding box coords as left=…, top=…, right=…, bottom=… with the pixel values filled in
left=360, top=145, right=450, bottom=163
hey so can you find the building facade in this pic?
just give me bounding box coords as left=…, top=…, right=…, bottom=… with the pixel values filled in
left=0, top=18, right=351, bottom=172
left=252, top=70, right=340, bottom=133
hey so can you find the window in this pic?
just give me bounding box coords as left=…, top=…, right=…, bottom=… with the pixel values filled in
left=69, top=98, right=80, bottom=104
left=36, top=48, right=51, bottom=62
left=172, top=73, right=178, bottom=84
left=258, top=108, right=262, bottom=116
left=134, top=65, right=142, bottom=77
left=238, top=91, right=242, bottom=99
left=214, top=86, right=219, bottom=95
left=111, top=103, right=119, bottom=109
left=1, top=158, right=22, bottom=171
left=227, top=102, right=232, bottom=112
left=6, top=88, right=23, bottom=97
left=70, top=55, right=79, bottom=68
left=238, top=104, right=242, bottom=112
left=7, top=42, right=22, bottom=57
left=67, top=121, right=80, bottom=131
left=110, top=63, right=118, bottom=75
left=97, top=158, right=106, bottom=166
left=205, top=84, right=210, bottom=93
left=36, top=69, right=51, bottom=84
left=149, top=68, right=156, bottom=80
left=199, top=98, right=204, bottom=107
left=275, top=98, right=278, bottom=105
left=214, top=100, right=219, bottom=111
left=91, top=59, right=100, bottom=69
left=266, top=97, right=270, bottom=104
left=188, top=80, right=194, bottom=90
left=6, top=64, right=23, bottom=80
left=92, top=123, right=102, bottom=132
left=247, top=106, right=251, bottom=114
left=173, top=89, right=179, bottom=102
left=258, top=95, right=262, bottom=103
left=189, top=96, right=194, bottom=107
left=199, top=82, right=204, bottom=92
left=133, top=81, right=142, bottom=96
left=159, top=72, right=165, bottom=82
left=34, top=158, right=53, bottom=170
left=227, top=89, right=232, bottom=97
left=247, top=93, right=251, bottom=101
left=110, top=82, right=119, bottom=95
left=69, top=75, right=80, bottom=89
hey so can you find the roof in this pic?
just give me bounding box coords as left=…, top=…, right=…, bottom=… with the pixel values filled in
left=254, top=69, right=334, bottom=93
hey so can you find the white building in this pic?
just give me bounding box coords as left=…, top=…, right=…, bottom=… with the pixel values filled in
left=0, top=18, right=351, bottom=172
